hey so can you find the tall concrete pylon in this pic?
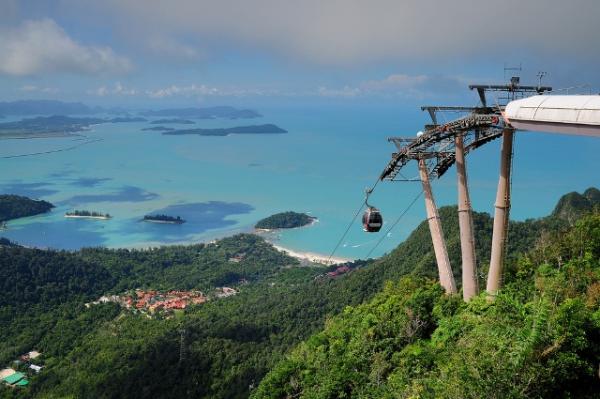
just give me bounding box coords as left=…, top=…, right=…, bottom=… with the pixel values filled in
left=486, top=128, right=515, bottom=298
left=418, top=158, right=457, bottom=294
left=455, top=134, right=478, bottom=301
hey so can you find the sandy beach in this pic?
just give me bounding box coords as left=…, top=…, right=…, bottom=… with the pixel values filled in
left=271, top=244, right=351, bottom=266
left=64, top=215, right=110, bottom=220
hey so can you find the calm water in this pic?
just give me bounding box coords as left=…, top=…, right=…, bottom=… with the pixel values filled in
left=1, top=105, right=599, bottom=259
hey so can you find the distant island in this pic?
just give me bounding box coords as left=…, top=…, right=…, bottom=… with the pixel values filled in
left=0, top=110, right=268, bottom=139
left=65, top=210, right=111, bottom=220
left=150, top=118, right=195, bottom=124
left=141, top=106, right=261, bottom=119
left=255, top=211, right=316, bottom=230
left=0, top=194, right=54, bottom=222
left=0, top=115, right=106, bottom=138
left=163, top=124, right=287, bottom=137
left=109, top=117, right=147, bottom=123
left=143, top=214, right=185, bottom=224
left=141, top=126, right=175, bottom=132
left=0, top=114, right=148, bottom=138
left=0, top=100, right=101, bottom=115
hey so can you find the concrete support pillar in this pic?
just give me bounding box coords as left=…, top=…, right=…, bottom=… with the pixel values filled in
left=455, top=134, right=478, bottom=301
left=486, top=128, right=514, bottom=298
left=418, top=158, right=457, bottom=294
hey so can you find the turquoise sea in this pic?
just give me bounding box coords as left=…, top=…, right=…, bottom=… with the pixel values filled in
left=1, top=104, right=599, bottom=259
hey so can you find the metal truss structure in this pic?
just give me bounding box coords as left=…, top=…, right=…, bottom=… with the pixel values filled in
left=377, top=78, right=552, bottom=300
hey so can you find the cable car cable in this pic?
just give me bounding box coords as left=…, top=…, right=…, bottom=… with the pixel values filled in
left=364, top=189, right=423, bottom=259
left=326, top=174, right=383, bottom=264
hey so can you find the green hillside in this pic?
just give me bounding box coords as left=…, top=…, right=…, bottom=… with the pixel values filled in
left=253, top=213, right=600, bottom=398
left=0, top=189, right=597, bottom=398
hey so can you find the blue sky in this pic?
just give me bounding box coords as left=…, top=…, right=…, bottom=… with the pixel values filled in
left=1, top=0, right=600, bottom=107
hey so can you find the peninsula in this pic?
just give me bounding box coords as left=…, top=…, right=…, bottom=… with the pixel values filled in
left=163, top=124, right=287, bottom=137
left=143, top=214, right=185, bottom=224
left=0, top=194, right=54, bottom=222
left=255, top=211, right=316, bottom=230
left=0, top=115, right=106, bottom=139
left=150, top=118, right=195, bottom=124
left=65, top=210, right=111, bottom=220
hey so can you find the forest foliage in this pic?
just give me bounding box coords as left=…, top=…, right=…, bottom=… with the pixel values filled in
left=255, top=211, right=316, bottom=229
left=0, top=189, right=598, bottom=398
left=253, top=213, right=600, bottom=399
left=0, top=195, right=54, bottom=222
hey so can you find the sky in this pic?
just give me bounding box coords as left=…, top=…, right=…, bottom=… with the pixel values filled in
left=1, top=0, right=600, bottom=107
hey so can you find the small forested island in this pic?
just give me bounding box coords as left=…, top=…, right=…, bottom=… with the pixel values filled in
left=150, top=118, right=195, bottom=124
left=143, top=214, right=185, bottom=224
left=65, top=210, right=111, bottom=219
left=163, top=124, right=287, bottom=136
left=141, top=126, right=175, bottom=132
left=255, top=211, right=316, bottom=230
left=0, top=194, right=54, bottom=222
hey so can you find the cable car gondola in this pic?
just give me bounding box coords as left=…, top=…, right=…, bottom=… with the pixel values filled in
left=362, top=189, right=383, bottom=232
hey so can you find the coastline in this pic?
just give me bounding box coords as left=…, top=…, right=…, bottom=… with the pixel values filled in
left=253, top=217, right=349, bottom=265
left=271, top=243, right=351, bottom=266
left=255, top=216, right=319, bottom=233
left=142, top=219, right=184, bottom=224
left=65, top=215, right=110, bottom=220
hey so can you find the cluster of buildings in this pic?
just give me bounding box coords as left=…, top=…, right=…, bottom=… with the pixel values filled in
left=1, top=351, right=42, bottom=389
left=130, top=290, right=207, bottom=312
left=87, top=287, right=239, bottom=314
left=326, top=265, right=352, bottom=278
left=87, top=290, right=207, bottom=313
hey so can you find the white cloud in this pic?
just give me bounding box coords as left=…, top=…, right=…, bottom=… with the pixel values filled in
left=145, top=84, right=280, bottom=98
left=317, top=86, right=361, bottom=98
left=318, top=73, right=468, bottom=99
left=74, top=0, right=600, bottom=65
left=146, top=84, right=218, bottom=98
left=19, top=84, right=59, bottom=93
left=89, top=82, right=137, bottom=96
left=0, top=19, right=132, bottom=76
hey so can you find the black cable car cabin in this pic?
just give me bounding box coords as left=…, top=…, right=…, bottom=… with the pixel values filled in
left=363, top=207, right=383, bottom=232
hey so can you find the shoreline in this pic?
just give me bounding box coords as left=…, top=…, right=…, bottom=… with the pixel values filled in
left=271, top=243, right=351, bottom=266
left=142, top=219, right=185, bottom=224
left=253, top=217, right=350, bottom=265
left=255, top=217, right=318, bottom=232
left=65, top=215, right=110, bottom=220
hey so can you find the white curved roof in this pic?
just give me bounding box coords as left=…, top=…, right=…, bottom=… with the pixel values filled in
left=505, top=95, right=600, bottom=136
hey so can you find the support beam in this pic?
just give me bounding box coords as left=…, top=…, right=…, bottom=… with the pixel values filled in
left=455, top=134, right=478, bottom=301
left=418, top=158, right=457, bottom=294
left=486, top=128, right=515, bottom=298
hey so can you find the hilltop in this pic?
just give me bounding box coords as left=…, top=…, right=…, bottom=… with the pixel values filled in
left=552, top=187, right=600, bottom=221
